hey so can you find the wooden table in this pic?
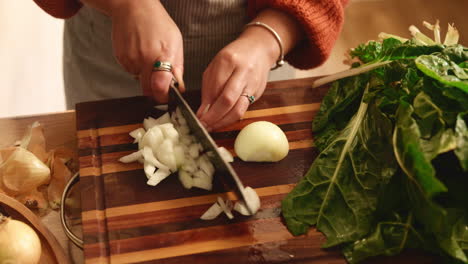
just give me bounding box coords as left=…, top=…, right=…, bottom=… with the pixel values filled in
left=0, top=77, right=436, bottom=264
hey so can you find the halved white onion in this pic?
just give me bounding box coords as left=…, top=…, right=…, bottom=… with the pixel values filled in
left=234, top=121, right=289, bottom=162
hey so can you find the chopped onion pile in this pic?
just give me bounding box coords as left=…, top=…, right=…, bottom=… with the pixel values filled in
left=120, top=108, right=262, bottom=221
left=200, top=186, right=261, bottom=220
left=119, top=108, right=234, bottom=190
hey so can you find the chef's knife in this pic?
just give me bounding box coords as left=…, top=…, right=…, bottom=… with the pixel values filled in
left=168, top=82, right=254, bottom=214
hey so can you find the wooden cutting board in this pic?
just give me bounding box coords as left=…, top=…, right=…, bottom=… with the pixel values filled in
left=75, top=78, right=433, bottom=264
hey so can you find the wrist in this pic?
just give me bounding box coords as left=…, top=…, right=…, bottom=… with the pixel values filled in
left=81, top=0, right=157, bottom=17
left=239, top=26, right=280, bottom=69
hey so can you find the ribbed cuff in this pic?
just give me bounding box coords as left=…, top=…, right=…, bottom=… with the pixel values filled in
left=247, top=0, right=347, bottom=69
left=33, top=0, right=83, bottom=19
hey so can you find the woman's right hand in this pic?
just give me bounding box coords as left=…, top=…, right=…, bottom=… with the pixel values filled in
left=108, top=0, right=185, bottom=102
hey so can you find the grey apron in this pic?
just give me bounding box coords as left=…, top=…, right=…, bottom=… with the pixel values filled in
left=63, top=0, right=293, bottom=109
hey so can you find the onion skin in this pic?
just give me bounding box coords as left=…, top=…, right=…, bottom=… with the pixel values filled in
left=234, top=121, right=289, bottom=162
left=0, top=216, right=42, bottom=264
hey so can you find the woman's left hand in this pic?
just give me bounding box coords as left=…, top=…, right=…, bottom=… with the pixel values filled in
left=196, top=28, right=278, bottom=132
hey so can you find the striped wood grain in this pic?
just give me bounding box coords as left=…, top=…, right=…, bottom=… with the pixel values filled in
left=76, top=78, right=344, bottom=264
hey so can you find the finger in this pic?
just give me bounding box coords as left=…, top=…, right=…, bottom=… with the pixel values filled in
left=196, top=60, right=234, bottom=117
left=209, top=93, right=251, bottom=132
left=150, top=70, right=173, bottom=103
left=172, top=65, right=185, bottom=93
left=172, top=47, right=186, bottom=93
left=199, top=69, right=246, bottom=127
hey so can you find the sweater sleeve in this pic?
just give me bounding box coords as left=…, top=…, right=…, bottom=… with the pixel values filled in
left=247, top=0, right=349, bottom=69
left=33, top=0, right=82, bottom=19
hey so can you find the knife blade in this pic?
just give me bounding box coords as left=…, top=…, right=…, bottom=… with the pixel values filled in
left=168, top=82, right=254, bottom=214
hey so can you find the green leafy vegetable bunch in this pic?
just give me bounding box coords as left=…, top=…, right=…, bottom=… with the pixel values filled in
left=282, top=21, right=468, bottom=263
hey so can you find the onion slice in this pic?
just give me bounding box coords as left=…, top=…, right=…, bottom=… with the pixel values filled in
left=233, top=201, right=251, bottom=216
left=217, top=197, right=234, bottom=219
left=200, top=202, right=223, bottom=220
left=218, top=147, right=234, bottom=163
left=244, top=187, right=261, bottom=214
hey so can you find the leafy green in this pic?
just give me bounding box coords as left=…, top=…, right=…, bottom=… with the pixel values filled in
left=415, top=55, right=468, bottom=92
left=282, top=22, right=468, bottom=263
left=283, top=98, right=396, bottom=244
left=455, top=112, right=468, bottom=171
left=393, top=102, right=447, bottom=197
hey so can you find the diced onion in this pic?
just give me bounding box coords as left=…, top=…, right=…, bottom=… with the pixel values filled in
left=143, top=161, right=156, bottom=179
left=139, top=126, right=164, bottom=151
left=159, top=123, right=179, bottom=143
left=155, top=139, right=177, bottom=172
left=192, top=177, right=213, bottom=191
left=129, top=128, right=146, bottom=143
left=217, top=147, right=234, bottom=163
left=154, top=112, right=171, bottom=125
left=143, top=117, right=159, bottom=130
left=154, top=104, right=169, bottom=111
left=119, top=150, right=143, bottom=163
left=175, top=108, right=187, bottom=125
left=197, top=155, right=215, bottom=179
left=173, top=145, right=186, bottom=168
left=142, top=147, right=169, bottom=171
left=188, top=143, right=200, bottom=158
left=178, top=170, right=193, bottom=189
left=147, top=168, right=171, bottom=186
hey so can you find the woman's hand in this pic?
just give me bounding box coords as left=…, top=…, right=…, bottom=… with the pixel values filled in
left=89, top=0, right=185, bottom=102
left=196, top=29, right=276, bottom=132
left=196, top=9, right=303, bottom=131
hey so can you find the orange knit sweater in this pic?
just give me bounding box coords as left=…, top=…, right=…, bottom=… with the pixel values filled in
left=34, top=0, right=348, bottom=69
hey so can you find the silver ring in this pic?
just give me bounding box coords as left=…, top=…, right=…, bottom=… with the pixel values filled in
left=241, top=93, right=255, bottom=105
left=153, top=61, right=172, bottom=72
